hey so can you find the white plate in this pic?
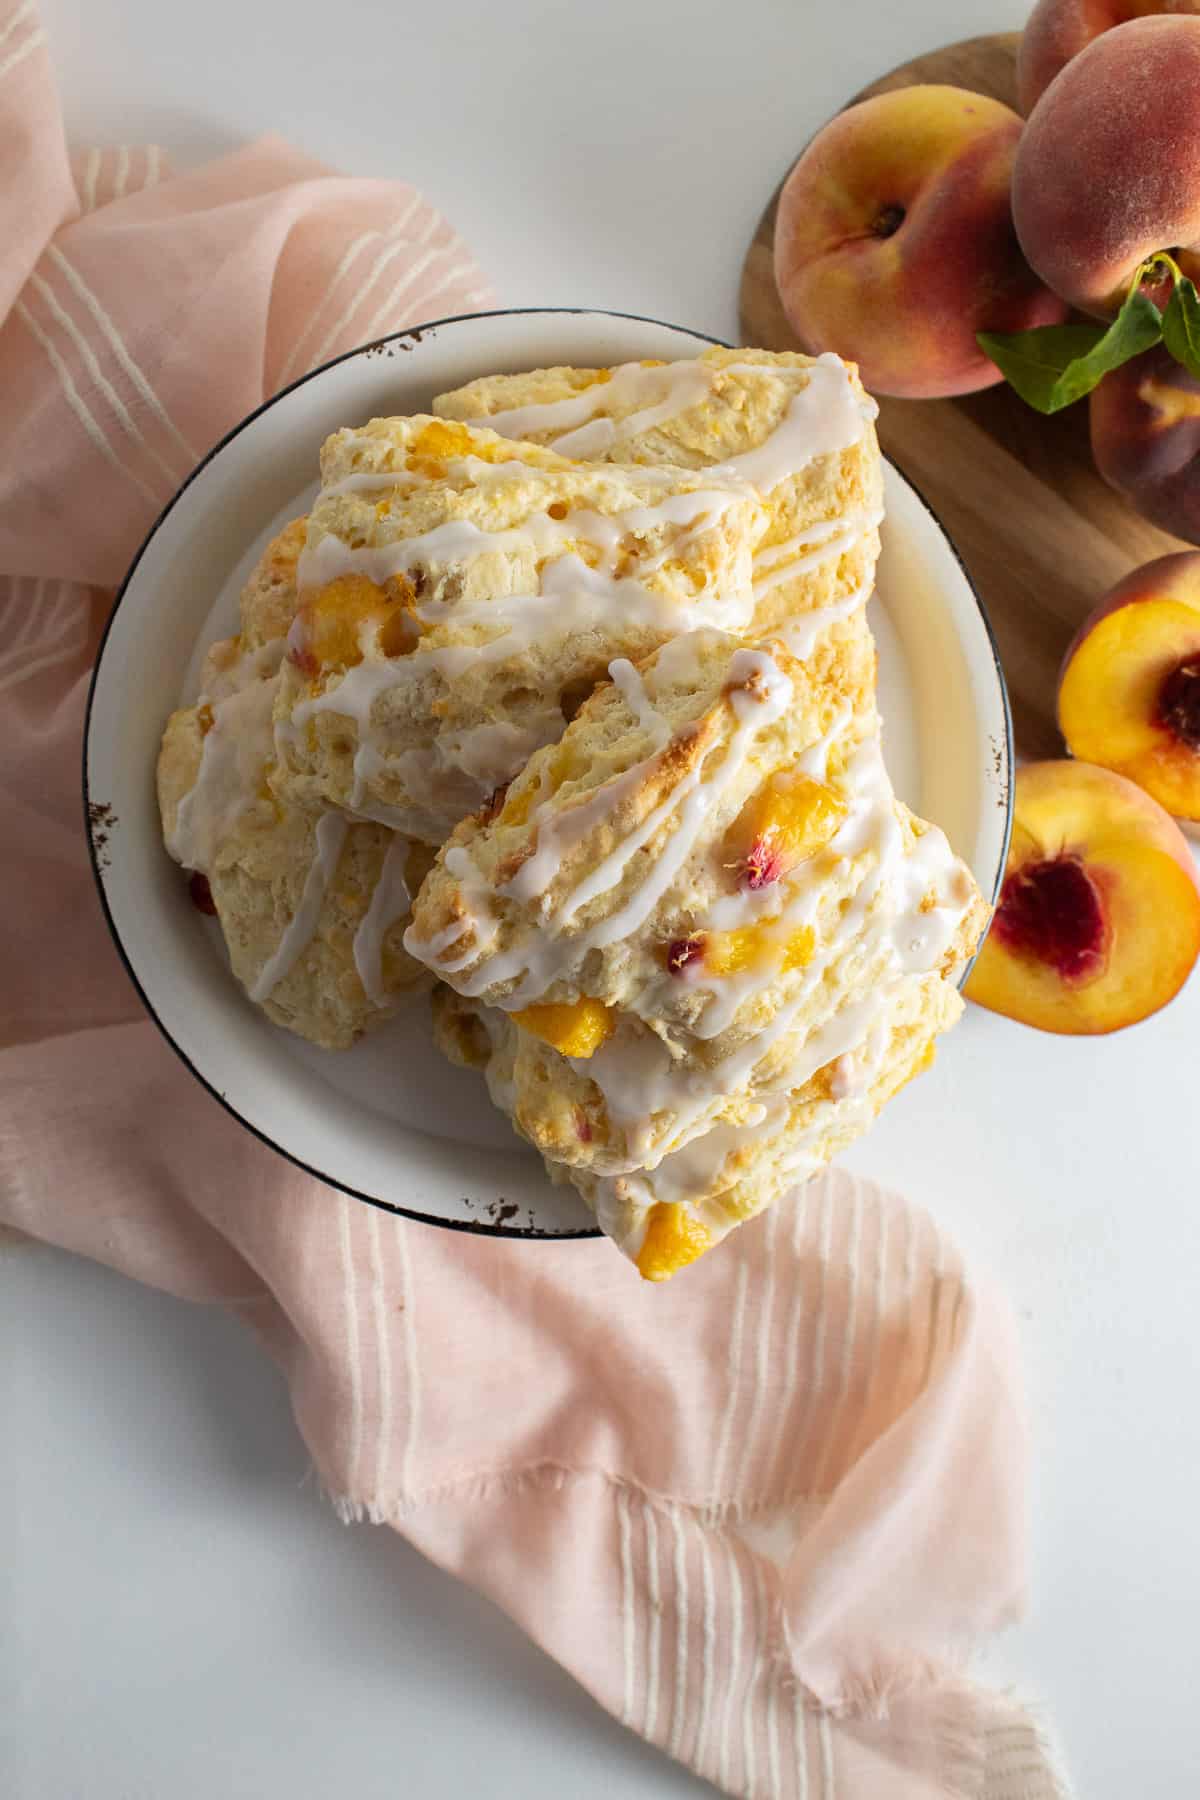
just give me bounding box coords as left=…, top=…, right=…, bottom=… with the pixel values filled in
left=85, top=309, right=1012, bottom=1239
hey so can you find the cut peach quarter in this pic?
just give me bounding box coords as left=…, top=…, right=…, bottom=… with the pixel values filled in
left=965, top=761, right=1200, bottom=1033
left=1059, top=553, right=1200, bottom=819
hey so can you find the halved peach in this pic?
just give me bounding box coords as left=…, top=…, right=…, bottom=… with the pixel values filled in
left=1058, top=553, right=1200, bottom=819
left=965, top=761, right=1200, bottom=1033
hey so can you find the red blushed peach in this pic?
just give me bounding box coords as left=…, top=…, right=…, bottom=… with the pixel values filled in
left=774, top=85, right=1068, bottom=399
left=1059, top=552, right=1200, bottom=816
left=1017, top=0, right=1200, bottom=115
left=1013, top=17, right=1200, bottom=315
left=1090, top=344, right=1200, bottom=545
left=965, top=761, right=1200, bottom=1032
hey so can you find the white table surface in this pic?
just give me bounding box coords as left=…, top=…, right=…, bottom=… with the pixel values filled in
left=9, top=1, right=1200, bottom=1794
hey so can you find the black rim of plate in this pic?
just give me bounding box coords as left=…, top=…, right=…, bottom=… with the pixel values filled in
left=83, top=306, right=1014, bottom=1241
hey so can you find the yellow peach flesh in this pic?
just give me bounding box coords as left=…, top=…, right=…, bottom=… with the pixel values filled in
left=965, top=761, right=1200, bottom=1033
left=636, top=1202, right=712, bottom=1283
left=298, top=573, right=415, bottom=670
left=1059, top=599, right=1200, bottom=820
left=725, top=770, right=848, bottom=879
left=512, top=998, right=616, bottom=1059
left=705, top=924, right=816, bottom=977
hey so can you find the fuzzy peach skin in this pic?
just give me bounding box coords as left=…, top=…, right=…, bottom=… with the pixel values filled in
left=965, top=760, right=1200, bottom=1032
left=773, top=85, right=1068, bottom=399
left=1059, top=551, right=1200, bottom=817
left=1012, top=16, right=1200, bottom=315
left=1017, top=0, right=1200, bottom=115
left=1091, top=343, right=1200, bottom=544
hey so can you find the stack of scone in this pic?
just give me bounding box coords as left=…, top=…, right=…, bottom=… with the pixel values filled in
left=158, top=348, right=988, bottom=1278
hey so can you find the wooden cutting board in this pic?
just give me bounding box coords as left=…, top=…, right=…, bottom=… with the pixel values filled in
left=740, top=32, right=1188, bottom=758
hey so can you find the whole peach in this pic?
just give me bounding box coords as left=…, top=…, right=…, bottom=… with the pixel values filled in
left=1017, top=0, right=1200, bottom=115
left=1012, top=16, right=1200, bottom=315
left=774, top=85, right=1068, bottom=399
left=1091, top=344, right=1200, bottom=543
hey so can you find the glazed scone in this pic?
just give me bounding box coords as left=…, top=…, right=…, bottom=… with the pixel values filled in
left=158, top=634, right=432, bottom=1050
left=435, top=348, right=884, bottom=641
left=407, top=623, right=876, bottom=1027
left=407, top=627, right=987, bottom=1185
left=270, top=416, right=769, bottom=843
left=433, top=973, right=961, bottom=1279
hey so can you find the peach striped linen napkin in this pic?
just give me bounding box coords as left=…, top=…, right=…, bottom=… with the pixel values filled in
left=0, top=9, right=1072, bottom=1795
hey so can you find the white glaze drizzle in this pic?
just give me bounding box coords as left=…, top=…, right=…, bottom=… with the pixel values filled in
left=299, top=486, right=751, bottom=619
left=382, top=720, right=560, bottom=834
left=289, top=480, right=760, bottom=820
left=168, top=640, right=284, bottom=872
left=249, top=812, right=349, bottom=1003
left=777, top=588, right=870, bottom=661
left=470, top=351, right=876, bottom=499
left=709, top=355, right=877, bottom=493
left=554, top=716, right=972, bottom=1177
left=414, top=647, right=795, bottom=1004
left=606, top=657, right=673, bottom=748
left=751, top=507, right=885, bottom=600
left=351, top=833, right=412, bottom=1007
left=587, top=1098, right=784, bottom=1254
left=467, top=360, right=716, bottom=454
left=459, top=351, right=881, bottom=648
left=321, top=469, right=421, bottom=499
left=293, top=354, right=877, bottom=835
left=593, top=1008, right=897, bottom=1257
left=552, top=363, right=715, bottom=457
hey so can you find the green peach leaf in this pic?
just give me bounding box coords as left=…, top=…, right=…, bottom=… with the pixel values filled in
left=1162, top=278, right=1200, bottom=381
left=976, top=323, right=1108, bottom=412
left=979, top=288, right=1164, bottom=414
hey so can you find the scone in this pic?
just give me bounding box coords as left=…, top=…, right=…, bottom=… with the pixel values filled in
left=434, top=348, right=884, bottom=644
left=409, top=627, right=988, bottom=1274
left=158, top=537, right=431, bottom=1050
left=433, top=973, right=960, bottom=1279
left=270, top=416, right=769, bottom=843
left=238, top=514, right=307, bottom=648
